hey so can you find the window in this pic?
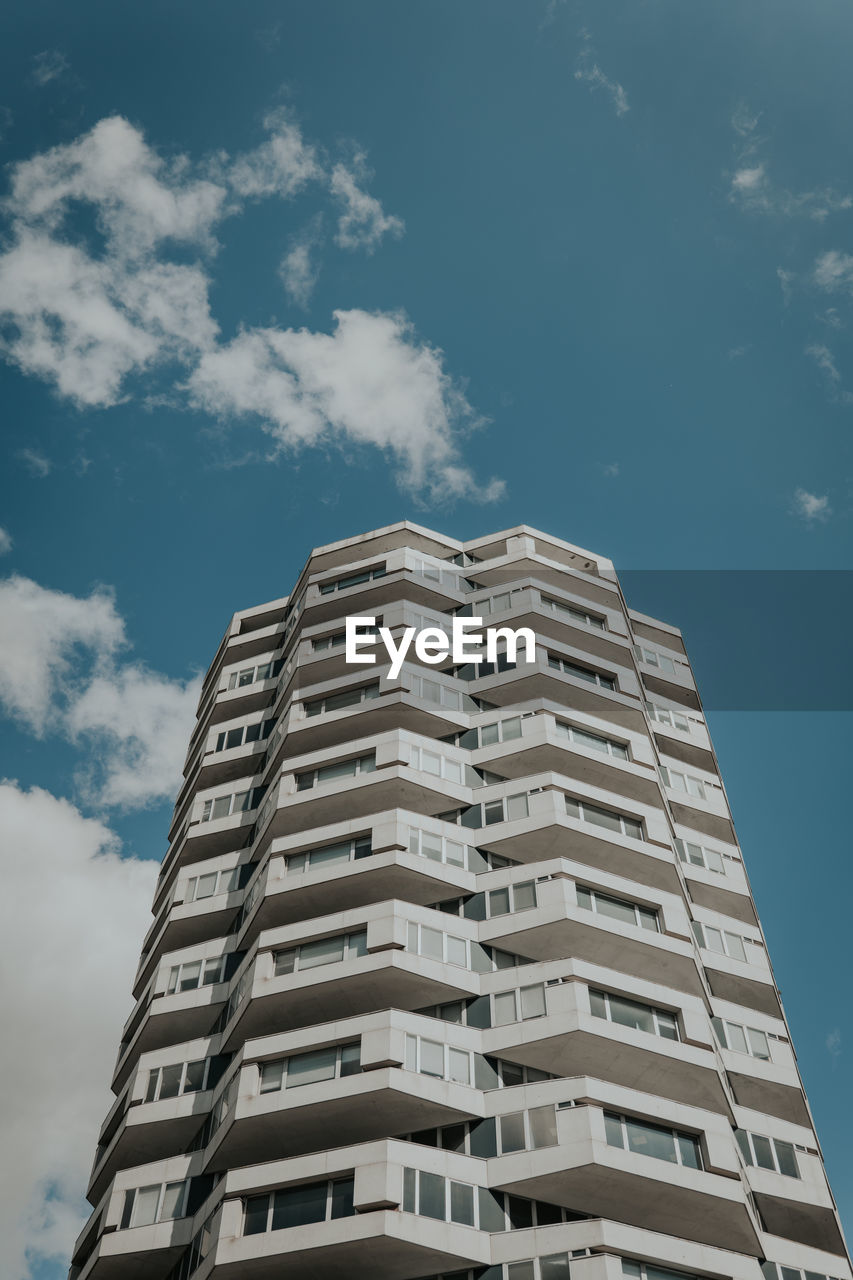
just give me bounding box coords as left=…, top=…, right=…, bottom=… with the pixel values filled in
left=407, top=744, right=467, bottom=785
left=691, top=920, right=750, bottom=962
left=200, top=785, right=266, bottom=822
left=576, top=885, right=659, bottom=932
left=589, top=988, right=678, bottom=1040
left=711, top=1016, right=770, bottom=1060
left=318, top=565, right=386, bottom=595
left=120, top=1180, right=189, bottom=1229
left=474, top=588, right=527, bottom=615
left=547, top=652, right=615, bottom=690
left=635, top=645, right=679, bottom=676
left=541, top=594, right=606, bottom=630
left=183, top=867, right=241, bottom=903
left=623, top=1261, right=701, bottom=1280
left=556, top=720, right=628, bottom=759
left=406, top=920, right=521, bottom=973
left=408, top=825, right=489, bottom=873
left=313, top=622, right=380, bottom=651
left=675, top=837, right=726, bottom=875
left=404, top=670, right=475, bottom=712
left=736, top=1129, right=799, bottom=1178
left=646, top=701, right=691, bottom=732
left=406, top=1034, right=475, bottom=1086
left=453, top=650, right=518, bottom=681
left=244, top=1178, right=355, bottom=1233
left=565, top=795, right=643, bottom=840
left=760, top=1264, right=842, bottom=1280
left=402, top=1170, right=584, bottom=1233
left=286, top=836, right=372, bottom=873
left=305, top=683, right=380, bottom=717
left=660, top=766, right=707, bottom=800
left=274, top=930, right=367, bottom=976
left=259, top=1043, right=361, bottom=1093
left=477, top=714, right=524, bottom=747
left=214, top=719, right=275, bottom=753
left=226, top=658, right=283, bottom=690
left=438, top=881, right=537, bottom=921
left=145, top=1058, right=208, bottom=1102
left=296, top=754, right=376, bottom=790
left=411, top=557, right=476, bottom=592
left=166, top=955, right=227, bottom=994
left=604, top=1111, right=702, bottom=1170
left=492, top=983, right=547, bottom=1026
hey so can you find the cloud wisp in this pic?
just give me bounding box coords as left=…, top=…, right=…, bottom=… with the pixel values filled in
left=728, top=106, right=851, bottom=220
left=574, top=29, right=630, bottom=118
left=0, top=112, right=501, bottom=503
left=791, top=488, right=832, bottom=524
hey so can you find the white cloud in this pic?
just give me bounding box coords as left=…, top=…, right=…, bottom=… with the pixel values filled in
left=776, top=266, right=794, bottom=305
left=67, top=665, right=201, bottom=810
left=792, top=488, right=832, bottom=523
left=0, top=780, right=156, bottom=1280
left=805, top=342, right=841, bottom=384
left=0, top=575, right=124, bottom=732
left=17, top=447, right=51, bottom=477
left=814, top=249, right=853, bottom=293
left=827, top=1027, right=842, bottom=1063
left=728, top=109, right=851, bottom=219
left=188, top=308, right=505, bottom=502
left=574, top=30, right=630, bottom=117
left=330, top=156, right=404, bottom=252
left=31, top=49, right=69, bottom=87
left=279, top=217, right=324, bottom=306
left=0, top=528, right=12, bottom=555
left=0, top=113, right=501, bottom=502
left=602, top=462, right=619, bottom=477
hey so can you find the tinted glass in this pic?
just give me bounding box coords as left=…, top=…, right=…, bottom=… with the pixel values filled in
left=271, top=1181, right=327, bottom=1229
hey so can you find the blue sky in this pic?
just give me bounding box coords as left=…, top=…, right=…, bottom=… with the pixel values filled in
left=0, top=2, right=851, bottom=1275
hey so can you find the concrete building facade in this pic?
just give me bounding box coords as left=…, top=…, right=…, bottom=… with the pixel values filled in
left=70, top=522, right=850, bottom=1280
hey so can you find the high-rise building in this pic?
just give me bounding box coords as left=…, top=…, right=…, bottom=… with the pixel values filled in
left=70, top=523, right=849, bottom=1280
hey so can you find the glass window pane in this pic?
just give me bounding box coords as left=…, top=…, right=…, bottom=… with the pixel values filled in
left=271, top=1181, right=328, bottom=1229
left=585, top=804, right=622, bottom=833
left=656, top=1011, right=678, bottom=1041
left=330, top=1178, right=354, bottom=1219
left=211, top=795, right=232, bottom=819
left=132, top=1185, right=161, bottom=1227
left=286, top=1047, right=338, bottom=1088
left=310, top=842, right=352, bottom=868
left=477, top=1186, right=507, bottom=1232
left=506, top=794, right=529, bottom=821
left=595, top=893, right=637, bottom=927
left=446, top=935, right=468, bottom=967
left=260, top=1061, right=285, bottom=1093
left=469, top=1116, right=498, bottom=1156
left=735, top=1129, right=752, bottom=1164
left=274, top=950, right=295, bottom=976
left=450, top=1181, right=474, bottom=1226
left=508, top=1264, right=535, bottom=1280
left=774, top=1139, right=798, bottom=1178
left=340, top=1043, right=361, bottom=1076
left=747, top=1027, right=770, bottom=1059
left=725, top=933, right=747, bottom=962
left=727, top=1022, right=748, bottom=1053
left=623, top=817, right=643, bottom=840
left=481, top=722, right=499, bottom=745
left=520, top=985, right=546, bottom=1019
left=347, top=931, right=367, bottom=959
left=448, top=1048, right=470, bottom=1084
left=530, top=1104, right=557, bottom=1148
left=677, top=1134, right=701, bottom=1169
left=158, top=1064, right=183, bottom=1099
left=706, top=848, right=724, bottom=873
left=589, top=988, right=608, bottom=1021
left=402, top=1167, right=416, bottom=1212
left=178, top=960, right=201, bottom=991
left=159, top=1182, right=186, bottom=1221
left=608, top=994, right=655, bottom=1035
left=541, top=1258, right=572, bottom=1280
left=299, top=936, right=345, bottom=969
left=419, top=1171, right=446, bottom=1221
left=483, top=800, right=504, bottom=825
left=195, top=872, right=218, bottom=899
left=244, top=1194, right=269, bottom=1235
left=420, top=1039, right=445, bottom=1077
left=493, top=992, right=517, bottom=1026
left=421, top=927, right=444, bottom=960
left=489, top=888, right=511, bottom=917
left=500, top=1112, right=526, bottom=1153
left=638, top=907, right=659, bottom=932
left=752, top=1133, right=776, bottom=1170
left=604, top=1112, right=624, bottom=1148
left=502, top=717, right=522, bottom=740
left=625, top=1118, right=677, bottom=1163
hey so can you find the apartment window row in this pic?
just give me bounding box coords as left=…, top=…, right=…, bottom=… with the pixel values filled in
left=402, top=1168, right=585, bottom=1233
left=761, top=1263, right=844, bottom=1280
left=214, top=718, right=275, bottom=753
left=407, top=743, right=472, bottom=786
left=305, top=681, right=380, bottom=717
left=711, top=1016, right=770, bottom=1060
left=414, top=988, right=551, bottom=1033
left=691, top=920, right=758, bottom=964
left=604, top=1110, right=702, bottom=1170
left=411, top=556, right=478, bottom=592
left=406, top=920, right=524, bottom=973
left=736, top=1128, right=799, bottom=1178
left=182, top=865, right=245, bottom=903
left=318, top=564, right=387, bottom=595
left=436, top=879, right=538, bottom=921
left=473, top=587, right=527, bottom=615
left=405, top=1028, right=557, bottom=1089
left=576, top=884, right=659, bottom=932
left=645, top=701, right=691, bottom=732
left=589, top=988, right=678, bottom=1041
left=244, top=1177, right=354, bottom=1234
left=556, top=719, right=628, bottom=759
left=274, top=930, right=368, bottom=976
left=565, top=795, right=644, bottom=841
left=296, top=753, right=376, bottom=790
left=635, top=645, right=680, bottom=676
left=447, top=713, right=529, bottom=750
left=120, top=1175, right=217, bottom=1232
left=660, top=766, right=711, bottom=800
left=404, top=669, right=480, bottom=713
left=404, top=1110, right=560, bottom=1160
left=226, top=657, right=283, bottom=690
left=547, top=652, right=616, bottom=690
left=312, top=621, right=380, bottom=651
left=623, top=1262, right=701, bottom=1280
left=439, top=791, right=531, bottom=830
left=541, top=593, right=606, bottom=630
left=453, top=650, right=519, bottom=681
left=200, top=785, right=266, bottom=823
left=166, top=954, right=229, bottom=995
left=408, top=824, right=515, bottom=873
left=259, top=1042, right=361, bottom=1093
left=286, top=836, right=372, bottom=874
left=675, top=837, right=728, bottom=876
left=144, top=1053, right=230, bottom=1103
